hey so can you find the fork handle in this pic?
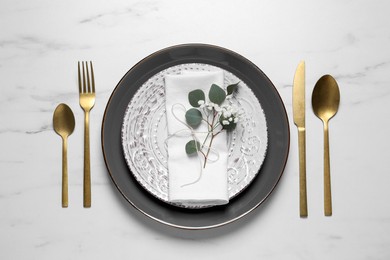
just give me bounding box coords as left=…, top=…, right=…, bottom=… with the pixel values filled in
left=84, top=111, right=91, bottom=208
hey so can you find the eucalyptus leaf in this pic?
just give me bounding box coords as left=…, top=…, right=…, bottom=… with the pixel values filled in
left=188, top=89, right=205, bottom=107
left=209, top=84, right=226, bottom=105
left=185, top=140, right=201, bottom=155
left=227, top=82, right=239, bottom=95
left=185, top=108, right=202, bottom=128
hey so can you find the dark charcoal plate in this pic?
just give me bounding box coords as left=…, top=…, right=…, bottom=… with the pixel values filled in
left=101, top=44, right=290, bottom=229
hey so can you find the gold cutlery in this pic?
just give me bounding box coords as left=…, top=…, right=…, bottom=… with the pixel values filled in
left=53, top=103, right=75, bottom=207
left=312, top=75, right=340, bottom=216
left=292, top=61, right=307, bottom=217
left=78, top=61, right=96, bottom=208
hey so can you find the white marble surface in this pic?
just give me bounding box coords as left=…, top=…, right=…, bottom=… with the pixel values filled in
left=1, top=0, right=390, bottom=259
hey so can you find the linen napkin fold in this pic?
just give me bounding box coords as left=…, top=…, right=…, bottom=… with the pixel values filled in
left=164, top=70, right=229, bottom=206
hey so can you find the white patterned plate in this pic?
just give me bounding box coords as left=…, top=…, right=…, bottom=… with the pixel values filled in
left=121, top=63, right=268, bottom=208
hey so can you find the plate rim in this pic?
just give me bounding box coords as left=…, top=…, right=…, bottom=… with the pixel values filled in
left=101, top=43, right=290, bottom=229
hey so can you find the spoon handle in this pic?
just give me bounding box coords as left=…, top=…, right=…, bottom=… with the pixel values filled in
left=62, top=137, right=68, bottom=208
left=324, top=122, right=332, bottom=216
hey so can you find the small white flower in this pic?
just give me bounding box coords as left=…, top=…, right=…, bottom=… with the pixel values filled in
left=228, top=117, right=233, bottom=122
left=222, top=120, right=230, bottom=125
left=198, top=100, right=205, bottom=105
left=223, top=111, right=232, bottom=117
left=206, top=102, right=214, bottom=110
left=234, top=117, right=238, bottom=123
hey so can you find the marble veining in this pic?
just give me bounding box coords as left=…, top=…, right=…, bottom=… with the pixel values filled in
left=1, top=0, right=390, bottom=259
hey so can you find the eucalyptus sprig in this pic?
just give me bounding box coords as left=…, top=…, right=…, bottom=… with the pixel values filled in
left=184, top=82, right=240, bottom=168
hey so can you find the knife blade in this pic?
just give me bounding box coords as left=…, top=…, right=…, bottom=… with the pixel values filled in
left=292, top=61, right=307, bottom=217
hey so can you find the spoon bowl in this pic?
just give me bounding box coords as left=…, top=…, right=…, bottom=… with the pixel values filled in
left=312, top=75, right=340, bottom=216
left=312, top=75, right=340, bottom=122
left=53, top=104, right=75, bottom=138
left=53, top=103, right=75, bottom=207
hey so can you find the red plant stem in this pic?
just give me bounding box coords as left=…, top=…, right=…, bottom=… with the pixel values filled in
left=202, top=110, right=225, bottom=168
left=203, top=134, right=215, bottom=168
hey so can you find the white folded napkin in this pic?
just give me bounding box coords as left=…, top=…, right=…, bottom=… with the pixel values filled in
left=164, top=70, right=229, bottom=207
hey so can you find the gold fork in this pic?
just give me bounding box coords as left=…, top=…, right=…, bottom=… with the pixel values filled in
left=78, top=61, right=95, bottom=208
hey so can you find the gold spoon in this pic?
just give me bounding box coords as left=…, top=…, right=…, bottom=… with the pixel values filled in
left=312, top=75, right=340, bottom=216
left=53, top=103, right=75, bottom=207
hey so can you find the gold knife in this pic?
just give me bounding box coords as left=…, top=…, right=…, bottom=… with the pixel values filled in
left=293, top=61, right=307, bottom=217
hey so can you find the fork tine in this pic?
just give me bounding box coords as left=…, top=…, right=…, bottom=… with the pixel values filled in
left=90, top=61, right=95, bottom=93
left=78, top=61, right=82, bottom=93
left=86, top=61, right=91, bottom=93
left=82, top=61, right=86, bottom=93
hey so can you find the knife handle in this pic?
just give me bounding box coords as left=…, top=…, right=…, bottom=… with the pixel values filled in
left=298, top=128, right=307, bottom=217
